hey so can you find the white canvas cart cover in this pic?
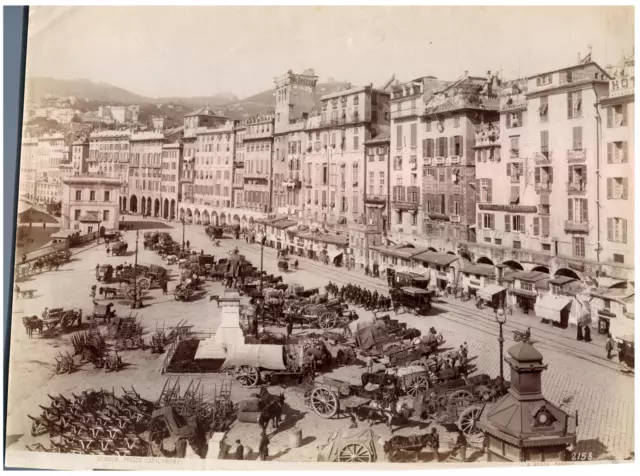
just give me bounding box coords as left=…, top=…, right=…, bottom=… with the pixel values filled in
left=317, top=428, right=384, bottom=462
left=348, top=316, right=378, bottom=333
left=477, top=284, right=506, bottom=301
left=220, top=344, right=286, bottom=371
left=535, top=295, right=572, bottom=323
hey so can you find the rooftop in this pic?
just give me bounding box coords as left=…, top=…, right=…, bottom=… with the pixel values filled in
left=62, top=173, right=122, bottom=185
left=89, top=130, right=131, bottom=139
left=508, top=342, right=544, bottom=363
left=365, top=132, right=390, bottom=145
left=412, top=251, right=459, bottom=266
left=184, top=105, right=226, bottom=118
left=130, top=131, right=166, bottom=141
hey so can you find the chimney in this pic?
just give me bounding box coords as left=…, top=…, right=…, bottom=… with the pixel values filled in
left=464, top=70, right=469, bottom=79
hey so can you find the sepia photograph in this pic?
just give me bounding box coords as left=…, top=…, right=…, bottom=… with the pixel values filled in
left=3, top=4, right=636, bottom=470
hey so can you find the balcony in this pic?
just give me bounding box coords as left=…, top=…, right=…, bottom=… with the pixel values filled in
left=245, top=129, right=273, bottom=140
left=564, top=220, right=589, bottom=233
left=450, top=155, right=460, bottom=165
left=566, top=181, right=587, bottom=194
left=510, top=149, right=520, bottom=159
left=365, top=194, right=387, bottom=205
left=392, top=200, right=419, bottom=211
left=435, top=156, right=445, bottom=165
left=284, top=179, right=301, bottom=189
left=567, top=148, right=587, bottom=162
left=500, top=94, right=527, bottom=112
left=539, top=234, right=551, bottom=244
left=391, top=107, right=419, bottom=120
left=424, top=157, right=432, bottom=166
left=535, top=181, right=552, bottom=193
left=450, top=214, right=460, bottom=223
left=535, top=151, right=552, bottom=164
left=537, top=205, right=550, bottom=215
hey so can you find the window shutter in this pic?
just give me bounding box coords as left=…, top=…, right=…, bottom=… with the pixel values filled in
left=607, top=106, right=613, bottom=128
left=622, top=178, right=628, bottom=198
left=506, top=114, right=511, bottom=128
left=443, top=137, right=449, bottom=157
left=573, top=127, right=582, bottom=149
left=490, top=214, right=495, bottom=230
left=541, top=130, right=548, bottom=150
left=576, top=90, right=582, bottom=112
left=607, top=142, right=613, bottom=163
left=506, top=163, right=511, bottom=176
left=449, top=196, right=454, bottom=214
left=410, top=124, right=417, bottom=147
left=622, top=104, right=628, bottom=126
left=446, top=168, right=452, bottom=182
left=548, top=166, right=554, bottom=184
left=396, top=125, right=402, bottom=147
left=520, top=216, right=525, bottom=233
left=533, top=217, right=539, bottom=236
left=475, top=179, right=481, bottom=203
left=478, top=213, right=482, bottom=227
left=607, top=218, right=613, bottom=241
left=518, top=111, right=524, bottom=127
left=567, top=92, right=573, bottom=119
left=622, top=141, right=628, bottom=162
left=607, top=178, right=613, bottom=198
left=534, top=167, right=540, bottom=184
left=505, top=215, right=511, bottom=232
left=581, top=199, right=588, bottom=222
left=487, top=178, right=492, bottom=203
left=542, top=217, right=550, bottom=235
left=450, top=136, right=456, bottom=156
left=567, top=199, right=573, bottom=221
left=422, top=139, right=427, bottom=157
left=622, top=219, right=627, bottom=243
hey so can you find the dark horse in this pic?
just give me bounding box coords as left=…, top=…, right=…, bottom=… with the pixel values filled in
left=22, top=315, right=43, bottom=338
left=383, top=432, right=436, bottom=462
left=257, top=388, right=285, bottom=432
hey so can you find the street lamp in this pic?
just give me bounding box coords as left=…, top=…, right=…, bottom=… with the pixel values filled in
left=259, top=235, right=266, bottom=294
left=494, top=301, right=507, bottom=380
left=181, top=216, right=186, bottom=251
left=131, top=229, right=142, bottom=309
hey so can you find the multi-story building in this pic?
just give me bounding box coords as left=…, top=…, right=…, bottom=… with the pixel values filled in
left=600, top=58, right=634, bottom=273
left=191, top=120, right=236, bottom=224
left=232, top=121, right=246, bottom=210
left=363, top=132, right=391, bottom=266
left=35, top=133, right=70, bottom=204
left=280, top=118, right=305, bottom=216
left=183, top=105, right=227, bottom=139
left=128, top=131, right=165, bottom=217
left=273, top=69, right=318, bottom=218
left=160, top=142, right=183, bottom=220
left=243, top=115, right=274, bottom=213
left=60, top=174, right=121, bottom=234
left=110, top=105, right=139, bottom=124
left=19, top=137, right=38, bottom=201
left=71, top=138, right=90, bottom=175
left=421, top=72, right=501, bottom=254
left=87, top=130, right=131, bottom=204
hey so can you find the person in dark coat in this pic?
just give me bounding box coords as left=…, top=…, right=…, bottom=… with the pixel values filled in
left=430, top=427, right=441, bottom=462
left=454, top=431, right=467, bottom=462
left=286, top=318, right=293, bottom=338
left=258, top=431, right=269, bottom=461
left=234, top=440, right=244, bottom=460
left=577, top=324, right=584, bottom=341
left=161, top=279, right=168, bottom=295
left=583, top=325, right=592, bottom=342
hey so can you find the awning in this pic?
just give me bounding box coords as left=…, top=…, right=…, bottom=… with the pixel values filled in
left=535, top=295, right=572, bottom=323
left=477, top=284, right=506, bottom=300
left=511, top=288, right=537, bottom=298
left=329, top=250, right=344, bottom=261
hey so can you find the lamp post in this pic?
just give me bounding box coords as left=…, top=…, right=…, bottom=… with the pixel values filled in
left=259, top=235, right=266, bottom=294
left=181, top=216, right=186, bottom=251
left=494, top=296, right=507, bottom=380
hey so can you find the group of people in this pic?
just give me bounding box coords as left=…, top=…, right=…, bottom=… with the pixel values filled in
left=325, top=282, right=392, bottom=312
left=229, top=431, right=270, bottom=461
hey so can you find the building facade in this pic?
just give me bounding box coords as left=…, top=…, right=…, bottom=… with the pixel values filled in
left=60, top=174, right=121, bottom=234
left=19, top=137, right=38, bottom=201
left=232, top=121, right=246, bottom=209
left=87, top=130, right=131, bottom=204
left=243, top=115, right=274, bottom=213
left=128, top=131, right=165, bottom=216
left=71, top=138, right=90, bottom=175
left=160, top=142, right=183, bottom=220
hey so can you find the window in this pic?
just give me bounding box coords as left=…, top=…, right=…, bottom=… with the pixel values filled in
left=353, top=134, right=359, bottom=150
left=397, top=211, right=403, bottom=224
left=451, top=135, right=462, bottom=156
left=506, top=111, right=522, bottom=129
left=613, top=253, right=625, bottom=264
left=505, top=214, right=525, bottom=233
left=411, top=213, right=417, bottom=226
left=396, top=125, right=403, bottom=149
left=607, top=104, right=628, bottom=128
left=74, top=209, right=81, bottom=220
left=439, top=169, right=446, bottom=183
left=510, top=136, right=520, bottom=157
left=480, top=178, right=492, bottom=203
left=568, top=198, right=588, bottom=223
left=568, top=165, right=587, bottom=190
left=341, top=196, right=348, bottom=212
left=607, top=177, right=628, bottom=199
left=104, top=191, right=110, bottom=201
left=103, top=210, right=109, bottom=222
left=608, top=217, right=627, bottom=243
left=352, top=195, right=358, bottom=213
left=453, top=115, right=460, bottom=128
left=573, top=237, right=585, bottom=257
left=537, top=74, right=552, bottom=86
left=75, top=190, right=82, bottom=201
left=494, top=238, right=502, bottom=245
left=379, top=172, right=385, bottom=194
left=479, top=213, right=494, bottom=229
left=90, top=191, right=96, bottom=201
left=424, top=138, right=434, bottom=158
left=607, top=141, right=628, bottom=163
left=513, top=240, right=522, bottom=249
left=426, top=120, right=431, bottom=132
left=411, top=173, right=417, bottom=186
left=567, top=90, right=582, bottom=119
left=369, top=172, right=375, bottom=194
left=410, top=123, right=417, bottom=148
left=539, top=96, right=549, bottom=122
left=521, top=282, right=533, bottom=291
left=484, top=237, right=492, bottom=243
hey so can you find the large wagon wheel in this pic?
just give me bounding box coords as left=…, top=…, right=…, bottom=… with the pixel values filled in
left=310, top=385, right=339, bottom=418
left=409, top=360, right=429, bottom=370
left=318, top=311, right=338, bottom=329
left=61, top=311, right=76, bottom=330
left=137, top=277, right=151, bottom=290
left=384, top=343, right=402, bottom=354
left=338, top=443, right=373, bottom=463
left=449, top=389, right=474, bottom=407
left=234, top=365, right=260, bottom=388
left=457, top=405, right=483, bottom=436
left=404, top=373, right=429, bottom=397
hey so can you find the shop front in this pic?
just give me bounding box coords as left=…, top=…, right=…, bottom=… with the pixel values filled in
left=597, top=308, right=615, bottom=335
left=510, top=288, right=537, bottom=314
left=535, top=294, right=572, bottom=328
left=477, top=284, right=507, bottom=310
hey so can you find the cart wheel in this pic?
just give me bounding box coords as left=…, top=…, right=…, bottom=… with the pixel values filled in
left=310, top=385, right=339, bottom=418
left=338, top=443, right=373, bottom=463
left=457, top=405, right=483, bottom=436
left=137, top=277, right=151, bottom=290
left=319, top=312, right=337, bottom=329
left=449, top=389, right=475, bottom=407
left=409, top=360, right=428, bottom=369
left=234, top=365, right=260, bottom=388
left=384, top=343, right=402, bottom=354
left=405, top=373, right=430, bottom=397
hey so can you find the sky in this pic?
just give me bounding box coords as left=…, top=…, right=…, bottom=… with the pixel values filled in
left=25, top=5, right=634, bottom=99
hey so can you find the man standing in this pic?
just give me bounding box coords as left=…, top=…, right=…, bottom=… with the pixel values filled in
left=258, top=431, right=269, bottom=461
left=605, top=334, right=614, bottom=359
left=430, top=427, right=441, bottom=462
left=364, top=354, right=373, bottom=374
left=454, top=431, right=467, bottom=462
left=286, top=317, right=293, bottom=339
left=234, top=440, right=244, bottom=460
left=161, top=278, right=168, bottom=295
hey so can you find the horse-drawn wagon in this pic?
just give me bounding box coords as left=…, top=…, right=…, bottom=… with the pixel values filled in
left=391, top=286, right=434, bottom=315
left=110, top=241, right=128, bottom=256
left=91, top=303, right=117, bottom=323
left=283, top=297, right=352, bottom=330
left=96, top=264, right=114, bottom=283
left=41, top=307, right=83, bottom=333
left=317, top=428, right=386, bottom=463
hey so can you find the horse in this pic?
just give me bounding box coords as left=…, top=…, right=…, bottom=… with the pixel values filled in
left=383, top=432, right=435, bottom=462
left=99, top=287, right=118, bottom=300
left=257, top=389, right=285, bottom=432
left=31, top=260, right=44, bottom=273
left=22, top=315, right=43, bottom=338
left=364, top=398, right=413, bottom=433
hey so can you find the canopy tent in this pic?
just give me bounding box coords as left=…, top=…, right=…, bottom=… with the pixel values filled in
left=477, top=284, right=506, bottom=301
left=535, top=295, right=572, bottom=323
left=220, top=344, right=286, bottom=371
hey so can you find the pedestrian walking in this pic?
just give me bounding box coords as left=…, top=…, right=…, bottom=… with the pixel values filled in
left=161, top=279, right=168, bottom=295
left=430, top=428, right=441, bottom=462
left=605, top=334, right=614, bottom=359
left=583, top=324, right=592, bottom=342
left=286, top=318, right=293, bottom=339
left=186, top=240, right=190, bottom=249
left=258, top=431, right=269, bottom=461
left=90, top=285, right=97, bottom=299
left=234, top=439, right=244, bottom=460
left=454, top=431, right=467, bottom=462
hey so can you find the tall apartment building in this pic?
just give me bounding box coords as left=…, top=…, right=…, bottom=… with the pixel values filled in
left=19, top=137, right=38, bottom=201
left=600, top=59, right=634, bottom=272
left=467, top=61, right=633, bottom=281
left=61, top=174, right=121, bottom=234
left=233, top=121, right=246, bottom=209
left=87, top=130, right=131, bottom=204
left=243, top=115, right=274, bottom=213
left=35, top=133, right=70, bottom=204
left=193, top=120, right=236, bottom=217
left=273, top=69, right=318, bottom=217
left=160, top=142, right=183, bottom=220
left=71, top=138, right=90, bottom=175
left=281, top=118, right=306, bottom=216
left=128, top=131, right=165, bottom=216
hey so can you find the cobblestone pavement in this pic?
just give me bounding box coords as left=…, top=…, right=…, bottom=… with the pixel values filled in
left=5, top=219, right=634, bottom=464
